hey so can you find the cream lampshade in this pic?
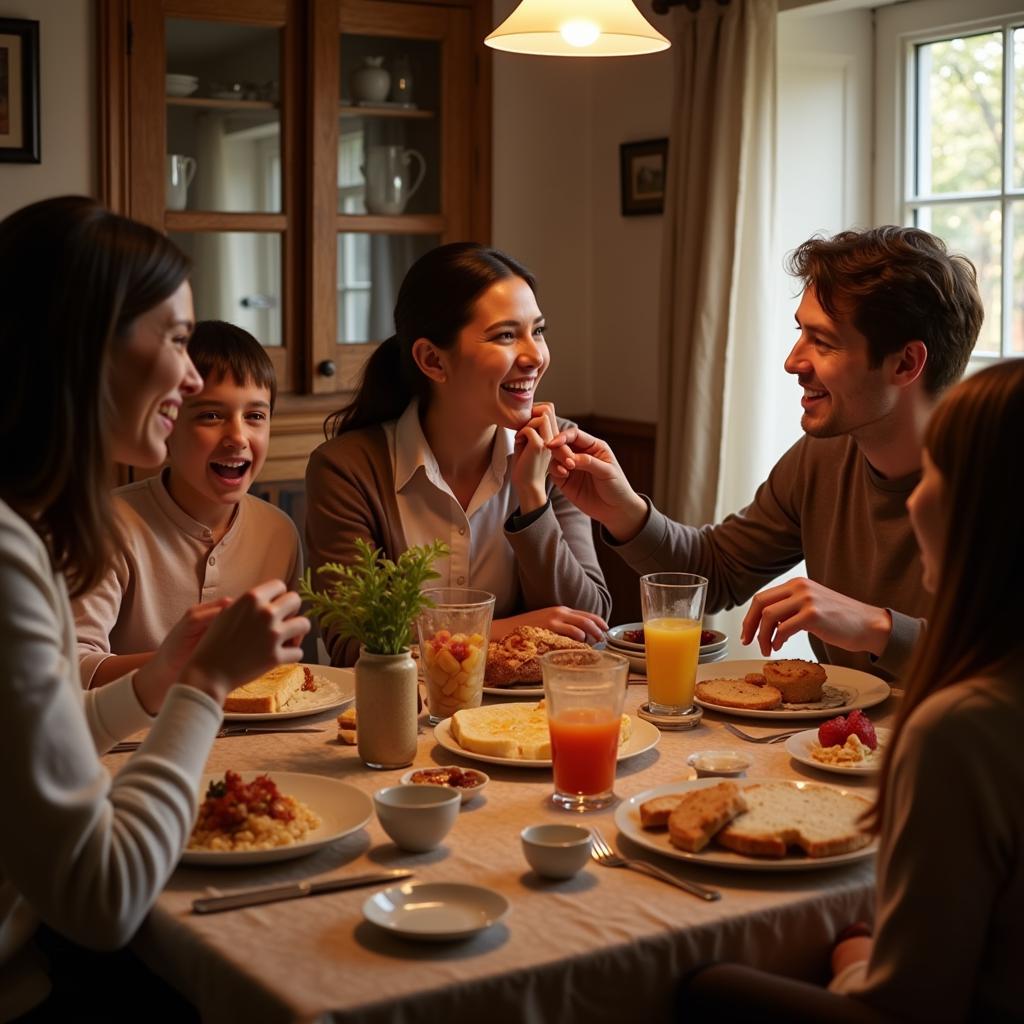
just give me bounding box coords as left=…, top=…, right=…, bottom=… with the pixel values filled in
left=485, top=0, right=670, bottom=57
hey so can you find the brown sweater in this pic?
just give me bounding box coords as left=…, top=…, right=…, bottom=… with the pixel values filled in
left=610, top=434, right=926, bottom=680
left=305, top=425, right=611, bottom=666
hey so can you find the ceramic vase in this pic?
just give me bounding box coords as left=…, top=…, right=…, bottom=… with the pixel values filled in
left=354, top=648, right=418, bottom=769
left=351, top=57, right=390, bottom=104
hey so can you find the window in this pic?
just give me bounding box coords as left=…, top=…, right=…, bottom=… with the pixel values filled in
left=909, top=22, right=1024, bottom=358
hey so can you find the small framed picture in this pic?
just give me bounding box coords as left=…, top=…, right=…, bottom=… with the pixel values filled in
left=620, top=138, right=668, bottom=216
left=0, top=18, right=40, bottom=164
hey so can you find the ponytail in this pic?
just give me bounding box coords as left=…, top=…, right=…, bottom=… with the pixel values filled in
left=324, top=334, right=424, bottom=438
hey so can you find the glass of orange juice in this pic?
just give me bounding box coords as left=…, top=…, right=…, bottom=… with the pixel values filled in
left=640, top=572, right=708, bottom=716
left=541, top=649, right=628, bottom=812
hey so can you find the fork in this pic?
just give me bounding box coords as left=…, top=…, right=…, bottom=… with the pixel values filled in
left=590, top=828, right=720, bottom=901
left=722, top=722, right=805, bottom=744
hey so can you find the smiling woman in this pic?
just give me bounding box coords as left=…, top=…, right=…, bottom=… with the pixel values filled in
left=306, top=242, right=611, bottom=668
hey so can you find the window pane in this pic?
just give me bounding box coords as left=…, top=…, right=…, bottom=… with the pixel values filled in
left=1012, top=202, right=1024, bottom=355
left=169, top=232, right=283, bottom=347
left=913, top=203, right=1001, bottom=356
left=337, top=234, right=439, bottom=343
left=915, top=32, right=1002, bottom=196
left=166, top=20, right=281, bottom=213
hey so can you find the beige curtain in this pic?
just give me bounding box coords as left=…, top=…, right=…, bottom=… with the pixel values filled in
left=654, top=0, right=777, bottom=526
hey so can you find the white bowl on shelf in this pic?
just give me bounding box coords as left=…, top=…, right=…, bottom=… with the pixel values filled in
left=166, top=74, right=199, bottom=97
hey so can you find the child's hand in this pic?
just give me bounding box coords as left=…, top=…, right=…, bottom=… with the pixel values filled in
left=133, top=600, right=231, bottom=713
left=180, top=580, right=311, bottom=703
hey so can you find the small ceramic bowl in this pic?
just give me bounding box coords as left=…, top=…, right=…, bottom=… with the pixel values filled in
left=400, top=766, right=489, bottom=804
left=520, top=824, right=592, bottom=879
left=686, top=750, right=751, bottom=778
left=374, top=784, right=461, bottom=852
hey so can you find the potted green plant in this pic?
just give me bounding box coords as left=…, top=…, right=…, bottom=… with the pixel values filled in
left=300, top=538, right=448, bottom=769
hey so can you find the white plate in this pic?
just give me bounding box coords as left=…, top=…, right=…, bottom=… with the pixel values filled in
left=433, top=711, right=661, bottom=769
left=223, top=665, right=355, bottom=722
left=615, top=778, right=877, bottom=872
left=482, top=682, right=545, bottom=698
left=182, top=771, right=372, bottom=866
left=693, top=660, right=890, bottom=720
left=785, top=727, right=891, bottom=776
left=363, top=882, right=508, bottom=941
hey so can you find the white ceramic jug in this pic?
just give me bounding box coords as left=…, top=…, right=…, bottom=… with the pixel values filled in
left=363, top=146, right=426, bottom=215
left=166, top=154, right=197, bottom=211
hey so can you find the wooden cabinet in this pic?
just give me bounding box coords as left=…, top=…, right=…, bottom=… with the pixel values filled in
left=99, top=0, right=491, bottom=483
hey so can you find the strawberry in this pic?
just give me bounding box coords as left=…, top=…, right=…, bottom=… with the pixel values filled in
left=846, top=709, right=878, bottom=750
left=818, top=714, right=850, bottom=748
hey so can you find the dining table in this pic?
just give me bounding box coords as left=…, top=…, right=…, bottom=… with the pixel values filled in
left=103, top=674, right=895, bottom=1024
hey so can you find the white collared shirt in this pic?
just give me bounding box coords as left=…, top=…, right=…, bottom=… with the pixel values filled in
left=382, top=402, right=520, bottom=615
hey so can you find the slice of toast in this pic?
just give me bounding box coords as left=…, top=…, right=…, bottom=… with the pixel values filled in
left=639, top=795, right=683, bottom=829
left=762, top=660, right=827, bottom=703
left=667, top=781, right=748, bottom=852
left=223, top=664, right=304, bottom=714
left=695, top=678, right=783, bottom=710
left=716, top=782, right=872, bottom=858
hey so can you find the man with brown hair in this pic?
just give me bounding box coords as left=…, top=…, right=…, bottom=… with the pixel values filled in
left=549, top=226, right=984, bottom=679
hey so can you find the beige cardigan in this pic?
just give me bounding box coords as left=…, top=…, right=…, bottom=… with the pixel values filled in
left=305, top=423, right=611, bottom=666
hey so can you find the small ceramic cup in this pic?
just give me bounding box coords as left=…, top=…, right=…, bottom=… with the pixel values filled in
left=520, top=824, right=592, bottom=879
left=374, top=784, right=460, bottom=852
left=687, top=750, right=751, bottom=778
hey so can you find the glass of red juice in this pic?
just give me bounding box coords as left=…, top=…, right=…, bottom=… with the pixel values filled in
left=541, top=649, right=629, bottom=812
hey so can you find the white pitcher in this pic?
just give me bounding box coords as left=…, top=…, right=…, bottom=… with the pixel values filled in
left=166, top=154, right=197, bottom=211
left=363, top=146, right=425, bottom=215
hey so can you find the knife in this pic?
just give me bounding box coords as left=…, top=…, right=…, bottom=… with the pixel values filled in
left=192, top=869, right=413, bottom=914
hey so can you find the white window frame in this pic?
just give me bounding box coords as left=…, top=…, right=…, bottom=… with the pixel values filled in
left=875, top=0, right=1024, bottom=362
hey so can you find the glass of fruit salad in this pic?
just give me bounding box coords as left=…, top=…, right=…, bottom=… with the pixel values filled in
left=417, top=589, right=495, bottom=724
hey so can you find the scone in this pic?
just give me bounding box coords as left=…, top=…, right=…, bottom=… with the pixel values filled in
left=763, top=660, right=827, bottom=703
left=695, top=678, right=782, bottom=710
left=485, top=626, right=589, bottom=686
left=667, top=782, right=748, bottom=852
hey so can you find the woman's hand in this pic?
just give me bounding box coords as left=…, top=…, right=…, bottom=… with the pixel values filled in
left=492, top=607, right=609, bottom=644
left=510, top=402, right=559, bottom=514
left=547, top=425, right=649, bottom=542
left=178, top=580, right=310, bottom=704
left=133, top=599, right=231, bottom=714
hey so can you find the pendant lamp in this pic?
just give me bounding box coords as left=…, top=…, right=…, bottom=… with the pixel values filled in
left=485, top=0, right=670, bottom=57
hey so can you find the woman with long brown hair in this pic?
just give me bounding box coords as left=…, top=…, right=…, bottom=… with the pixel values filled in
left=0, top=196, right=308, bottom=1019
left=825, top=357, right=1024, bottom=1020
left=306, top=242, right=610, bottom=667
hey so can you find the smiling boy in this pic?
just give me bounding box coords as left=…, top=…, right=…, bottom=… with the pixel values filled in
left=549, top=226, right=984, bottom=679
left=74, top=321, right=302, bottom=687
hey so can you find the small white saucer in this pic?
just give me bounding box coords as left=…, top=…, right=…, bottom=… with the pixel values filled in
left=636, top=703, right=703, bottom=730
left=363, top=882, right=509, bottom=941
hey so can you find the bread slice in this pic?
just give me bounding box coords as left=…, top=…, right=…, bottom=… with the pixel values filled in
left=716, top=782, right=872, bottom=858
left=451, top=702, right=632, bottom=760
left=763, top=660, right=827, bottom=703
left=667, top=782, right=748, bottom=852
left=640, top=795, right=684, bottom=829
left=224, top=664, right=304, bottom=714
left=695, top=678, right=782, bottom=710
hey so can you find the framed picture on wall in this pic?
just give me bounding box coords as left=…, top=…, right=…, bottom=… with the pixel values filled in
left=620, top=138, right=667, bottom=216
left=0, top=18, right=40, bottom=164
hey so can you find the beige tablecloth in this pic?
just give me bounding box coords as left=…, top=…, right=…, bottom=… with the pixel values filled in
left=109, top=682, right=894, bottom=1024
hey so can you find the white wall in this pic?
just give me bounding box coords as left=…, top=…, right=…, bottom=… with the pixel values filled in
left=0, top=0, right=96, bottom=217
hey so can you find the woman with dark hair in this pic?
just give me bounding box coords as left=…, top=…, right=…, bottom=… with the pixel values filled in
left=306, top=242, right=610, bottom=667
left=0, top=196, right=308, bottom=1019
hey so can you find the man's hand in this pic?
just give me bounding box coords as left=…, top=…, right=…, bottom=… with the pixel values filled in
left=741, top=577, right=893, bottom=657
left=492, top=607, right=609, bottom=644
left=547, top=425, right=648, bottom=542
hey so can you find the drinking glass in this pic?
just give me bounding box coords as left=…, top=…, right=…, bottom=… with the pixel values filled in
left=417, top=589, right=494, bottom=724
left=541, top=649, right=628, bottom=812
left=640, top=572, right=708, bottom=716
